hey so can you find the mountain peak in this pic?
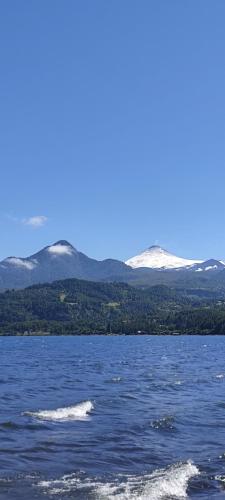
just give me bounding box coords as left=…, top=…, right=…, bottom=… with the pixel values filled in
left=125, top=245, right=202, bottom=270
left=147, top=245, right=168, bottom=253
left=53, top=240, right=74, bottom=247
left=47, top=240, right=76, bottom=256
left=148, top=245, right=162, bottom=250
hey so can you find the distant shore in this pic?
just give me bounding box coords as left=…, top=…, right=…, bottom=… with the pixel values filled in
left=0, top=331, right=223, bottom=336
left=0, top=278, right=225, bottom=336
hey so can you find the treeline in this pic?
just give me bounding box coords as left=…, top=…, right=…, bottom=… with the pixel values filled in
left=0, top=278, right=225, bottom=335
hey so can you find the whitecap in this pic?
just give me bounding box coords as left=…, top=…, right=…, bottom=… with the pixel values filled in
left=215, top=374, right=225, bottom=379
left=38, top=460, right=199, bottom=498
left=215, top=474, right=225, bottom=484
left=25, top=401, right=93, bottom=421
left=106, top=376, right=123, bottom=383
left=150, top=415, right=176, bottom=431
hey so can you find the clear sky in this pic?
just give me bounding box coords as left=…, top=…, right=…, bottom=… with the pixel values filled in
left=0, top=1, right=224, bottom=262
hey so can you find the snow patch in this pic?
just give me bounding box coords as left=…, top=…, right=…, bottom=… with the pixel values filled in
left=195, top=265, right=220, bottom=272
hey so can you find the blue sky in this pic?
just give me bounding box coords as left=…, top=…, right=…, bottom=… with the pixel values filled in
left=0, top=1, right=224, bottom=262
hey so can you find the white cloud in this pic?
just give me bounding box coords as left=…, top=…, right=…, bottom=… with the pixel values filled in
left=47, top=243, right=74, bottom=256
left=5, top=257, right=37, bottom=270
left=22, top=215, right=48, bottom=228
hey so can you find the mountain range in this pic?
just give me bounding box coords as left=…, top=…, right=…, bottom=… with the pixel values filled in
left=0, top=240, right=225, bottom=291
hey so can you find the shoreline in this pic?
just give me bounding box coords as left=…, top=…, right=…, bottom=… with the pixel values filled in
left=0, top=331, right=224, bottom=337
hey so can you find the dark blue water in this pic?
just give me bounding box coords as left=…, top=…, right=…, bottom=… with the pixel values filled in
left=1, top=336, right=225, bottom=499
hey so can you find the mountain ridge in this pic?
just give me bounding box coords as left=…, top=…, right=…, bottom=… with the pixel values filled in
left=1, top=276, right=225, bottom=336
left=0, top=240, right=225, bottom=291
left=0, top=240, right=132, bottom=290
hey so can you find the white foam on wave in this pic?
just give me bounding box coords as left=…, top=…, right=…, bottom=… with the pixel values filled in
left=38, top=460, right=199, bottom=498
left=26, top=401, right=93, bottom=421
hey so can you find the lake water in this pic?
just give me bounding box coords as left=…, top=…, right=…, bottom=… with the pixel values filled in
left=1, top=335, right=225, bottom=499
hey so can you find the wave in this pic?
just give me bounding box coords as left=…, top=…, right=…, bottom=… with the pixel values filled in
left=0, top=421, right=21, bottom=430
left=25, top=401, right=93, bottom=421
left=38, top=460, right=199, bottom=498
left=106, top=376, right=123, bottom=383
left=150, top=415, right=176, bottom=431
left=0, top=420, right=50, bottom=431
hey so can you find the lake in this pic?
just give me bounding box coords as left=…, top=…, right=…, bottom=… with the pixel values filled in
left=1, top=335, right=225, bottom=499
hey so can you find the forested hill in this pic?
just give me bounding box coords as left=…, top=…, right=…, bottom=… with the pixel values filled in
left=0, top=278, right=225, bottom=335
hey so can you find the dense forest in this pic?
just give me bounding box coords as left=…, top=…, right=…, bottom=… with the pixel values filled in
left=0, top=278, right=225, bottom=335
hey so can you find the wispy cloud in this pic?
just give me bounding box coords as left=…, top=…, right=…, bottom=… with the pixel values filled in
left=22, top=215, right=48, bottom=227
left=4, top=214, right=19, bottom=223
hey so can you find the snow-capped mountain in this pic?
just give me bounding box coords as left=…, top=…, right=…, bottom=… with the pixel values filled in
left=0, top=240, right=225, bottom=291
left=125, top=245, right=203, bottom=270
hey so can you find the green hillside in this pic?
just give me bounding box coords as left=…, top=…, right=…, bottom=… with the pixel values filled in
left=0, top=278, right=225, bottom=335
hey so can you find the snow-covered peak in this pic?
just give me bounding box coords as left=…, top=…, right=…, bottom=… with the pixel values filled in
left=125, top=245, right=203, bottom=270
left=47, top=241, right=75, bottom=257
